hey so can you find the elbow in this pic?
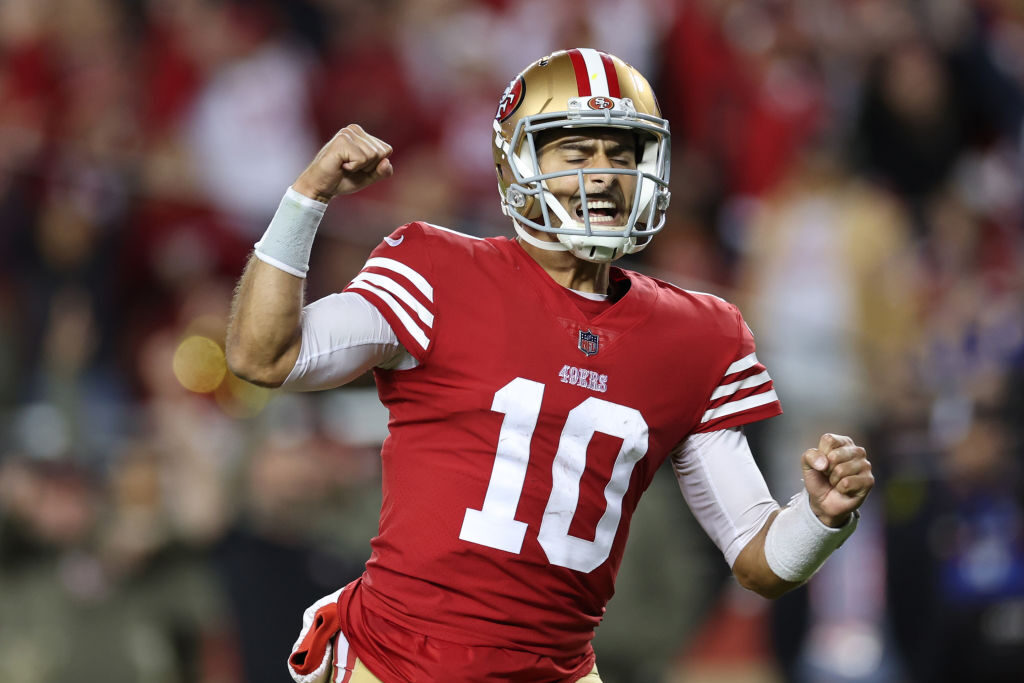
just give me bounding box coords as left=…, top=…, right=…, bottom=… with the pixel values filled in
left=225, top=345, right=289, bottom=388
left=731, top=552, right=798, bottom=600
left=734, top=569, right=794, bottom=600
left=730, top=510, right=798, bottom=600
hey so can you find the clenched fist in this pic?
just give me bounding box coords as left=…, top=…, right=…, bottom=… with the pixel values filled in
left=292, top=124, right=394, bottom=203
left=802, top=433, right=873, bottom=528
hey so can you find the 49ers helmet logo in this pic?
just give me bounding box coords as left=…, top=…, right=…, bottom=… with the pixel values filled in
left=496, top=76, right=525, bottom=122
left=587, top=96, right=614, bottom=110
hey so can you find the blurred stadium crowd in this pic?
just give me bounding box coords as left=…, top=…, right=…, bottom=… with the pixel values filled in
left=0, top=0, right=1022, bottom=682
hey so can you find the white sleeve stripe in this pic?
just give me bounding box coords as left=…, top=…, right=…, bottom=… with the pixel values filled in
left=350, top=272, right=434, bottom=327
left=723, top=352, right=759, bottom=377
left=348, top=282, right=430, bottom=351
left=710, top=370, right=771, bottom=400
left=363, top=257, right=433, bottom=301
left=701, top=390, right=779, bottom=423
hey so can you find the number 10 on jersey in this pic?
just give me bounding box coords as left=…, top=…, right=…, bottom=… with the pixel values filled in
left=459, top=377, right=649, bottom=573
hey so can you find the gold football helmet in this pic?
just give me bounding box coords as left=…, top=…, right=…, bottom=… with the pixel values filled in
left=493, top=48, right=671, bottom=262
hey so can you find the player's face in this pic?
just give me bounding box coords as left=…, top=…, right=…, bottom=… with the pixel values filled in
left=536, top=129, right=638, bottom=230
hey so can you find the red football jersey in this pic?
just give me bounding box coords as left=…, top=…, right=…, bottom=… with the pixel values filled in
left=335, top=223, right=782, bottom=681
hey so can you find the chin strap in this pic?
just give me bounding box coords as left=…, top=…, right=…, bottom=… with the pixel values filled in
left=513, top=219, right=632, bottom=263
left=542, top=184, right=579, bottom=230
left=511, top=181, right=634, bottom=262
left=512, top=219, right=570, bottom=251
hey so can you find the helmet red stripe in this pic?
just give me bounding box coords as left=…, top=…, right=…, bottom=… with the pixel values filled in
left=599, top=52, right=621, bottom=98
left=567, top=49, right=591, bottom=96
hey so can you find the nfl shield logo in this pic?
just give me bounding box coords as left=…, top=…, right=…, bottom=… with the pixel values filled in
left=578, top=329, right=599, bottom=357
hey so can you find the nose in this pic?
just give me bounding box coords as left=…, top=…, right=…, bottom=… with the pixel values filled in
left=584, top=173, right=617, bottom=199
left=584, top=151, right=617, bottom=191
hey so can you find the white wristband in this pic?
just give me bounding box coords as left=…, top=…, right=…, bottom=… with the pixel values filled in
left=254, top=187, right=328, bottom=278
left=764, top=489, right=858, bottom=583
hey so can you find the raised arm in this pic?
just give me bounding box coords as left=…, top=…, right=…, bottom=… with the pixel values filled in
left=225, top=125, right=394, bottom=387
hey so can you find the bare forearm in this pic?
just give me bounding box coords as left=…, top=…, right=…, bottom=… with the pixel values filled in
left=226, top=255, right=305, bottom=387
left=226, top=125, right=394, bottom=387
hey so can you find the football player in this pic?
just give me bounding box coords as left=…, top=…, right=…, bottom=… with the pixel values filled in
left=226, top=48, right=873, bottom=683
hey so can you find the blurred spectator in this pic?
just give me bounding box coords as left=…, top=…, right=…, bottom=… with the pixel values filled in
left=738, top=137, right=918, bottom=495
left=657, top=1, right=827, bottom=205
left=0, top=455, right=237, bottom=683
left=182, top=0, right=320, bottom=231
left=211, top=429, right=368, bottom=683
left=853, top=40, right=969, bottom=209
left=883, top=402, right=1024, bottom=683
left=734, top=135, right=916, bottom=683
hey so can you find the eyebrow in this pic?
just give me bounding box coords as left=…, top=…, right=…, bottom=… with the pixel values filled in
left=554, top=138, right=635, bottom=156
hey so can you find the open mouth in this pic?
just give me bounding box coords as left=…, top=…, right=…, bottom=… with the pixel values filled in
left=574, top=199, right=622, bottom=226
